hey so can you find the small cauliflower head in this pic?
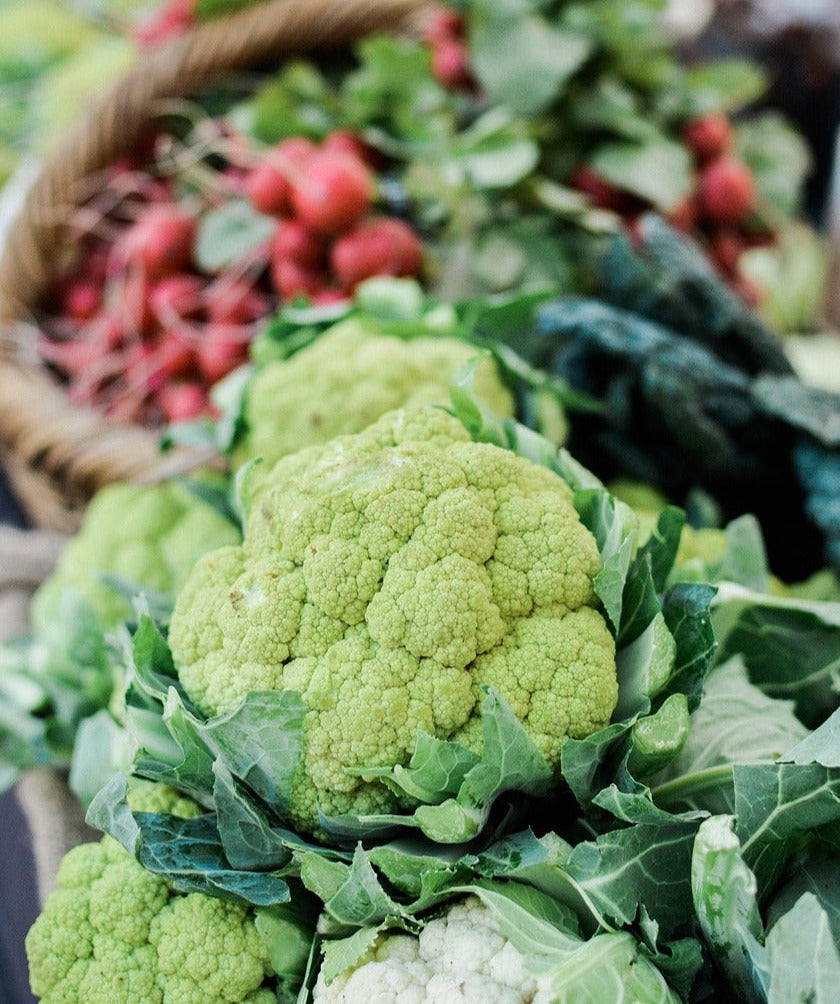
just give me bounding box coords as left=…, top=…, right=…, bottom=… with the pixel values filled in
left=31, top=478, right=240, bottom=632
left=25, top=782, right=275, bottom=1004
left=169, top=407, right=617, bottom=835
left=313, top=895, right=543, bottom=1004
left=236, top=317, right=515, bottom=469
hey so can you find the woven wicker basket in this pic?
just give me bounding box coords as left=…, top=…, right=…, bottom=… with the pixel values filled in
left=0, top=0, right=433, bottom=532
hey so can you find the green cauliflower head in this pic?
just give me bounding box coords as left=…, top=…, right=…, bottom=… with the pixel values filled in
left=236, top=317, right=515, bottom=470
left=169, top=407, right=617, bottom=836
left=31, top=478, right=241, bottom=633
left=25, top=781, right=275, bottom=1004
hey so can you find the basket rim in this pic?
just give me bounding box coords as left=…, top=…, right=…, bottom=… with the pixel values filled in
left=0, top=0, right=435, bottom=530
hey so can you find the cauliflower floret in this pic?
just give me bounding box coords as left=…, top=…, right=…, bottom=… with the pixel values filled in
left=31, top=478, right=240, bottom=632
left=313, top=896, right=539, bottom=1004
left=169, top=407, right=617, bottom=837
left=313, top=897, right=682, bottom=1004
left=236, top=318, right=515, bottom=470
left=25, top=783, right=274, bottom=1004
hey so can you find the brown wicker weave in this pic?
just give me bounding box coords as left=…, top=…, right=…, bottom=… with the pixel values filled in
left=0, top=0, right=433, bottom=531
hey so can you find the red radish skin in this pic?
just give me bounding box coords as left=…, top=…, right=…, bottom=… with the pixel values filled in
left=668, top=195, right=699, bottom=234
left=699, top=158, right=758, bottom=225
left=313, top=288, right=350, bottom=306
left=121, top=269, right=157, bottom=337
left=245, top=138, right=318, bottom=215
left=430, top=37, right=475, bottom=91
left=570, top=167, right=638, bottom=215
left=290, top=151, right=373, bottom=236
left=135, top=0, right=196, bottom=47
left=155, top=331, right=196, bottom=378
left=709, top=230, right=747, bottom=277
left=207, top=278, right=269, bottom=325
left=683, top=113, right=734, bottom=163
left=244, top=162, right=292, bottom=216
left=271, top=220, right=326, bottom=269
left=423, top=8, right=465, bottom=43
left=321, top=130, right=383, bottom=170
left=196, top=326, right=250, bottom=383
left=61, top=280, right=102, bottom=321
left=157, top=381, right=207, bottom=422
left=148, top=274, right=204, bottom=325
left=331, top=218, right=424, bottom=288
left=115, top=206, right=196, bottom=279
left=271, top=259, right=325, bottom=301
left=275, top=137, right=317, bottom=168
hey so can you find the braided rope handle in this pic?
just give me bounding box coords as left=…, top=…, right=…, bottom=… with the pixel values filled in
left=0, top=0, right=433, bottom=529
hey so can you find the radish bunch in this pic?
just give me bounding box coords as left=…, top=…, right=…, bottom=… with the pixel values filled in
left=39, top=127, right=424, bottom=427
left=571, top=111, right=767, bottom=307
left=245, top=135, right=423, bottom=303
left=420, top=7, right=777, bottom=311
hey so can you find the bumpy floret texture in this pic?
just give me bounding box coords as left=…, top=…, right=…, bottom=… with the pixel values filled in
left=31, top=479, right=240, bottom=632
left=236, top=319, right=515, bottom=471
left=313, top=895, right=548, bottom=1003
left=169, top=407, right=617, bottom=835
left=25, top=782, right=274, bottom=1004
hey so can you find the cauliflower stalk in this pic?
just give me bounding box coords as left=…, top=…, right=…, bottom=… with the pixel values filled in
left=168, top=406, right=617, bottom=836
left=236, top=317, right=515, bottom=471
left=25, top=782, right=275, bottom=1004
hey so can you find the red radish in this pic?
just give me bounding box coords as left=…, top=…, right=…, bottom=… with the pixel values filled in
left=423, top=8, right=465, bottom=43
left=115, top=205, right=196, bottom=279
left=271, top=259, right=325, bottom=301
left=61, top=280, right=101, bottom=321
left=121, top=269, right=157, bottom=337
left=708, top=229, right=747, bottom=276
left=244, top=138, right=318, bottom=215
left=271, top=219, right=325, bottom=268
left=123, top=341, right=181, bottom=394
left=275, top=137, right=317, bottom=168
left=430, top=38, right=475, bottom=91
left=244, top=161, right=292, bottom=216
left=196, top=325, right=250, bottom=383
left=683, top=113, right=733, bottom=163
left=99, top=317, right=126, bottom=352
left=570, top=166, right=638, bottom=215
left=321, top=130, right=383, bottom=170
left=699, top=157, right=757, bottom=224
left=207, top=277, right=269, bottom=325
left=668, top=195, right=699, bottom=233
left=623, top=215, right=645, bottom=249
left=81, top=244, right=111, bottom=284
left=135, top=0, right=195, bottom=47
left=313, top=288, right=350, bottom=306
left=157, top=381, right=207, bottom=422
left=155, top=330, right=196, bottom=377
left=330, top=218, right=424, bottom=288
left=289, top=150, right=373, bottom=235
left=148, top=274, right=204, bottom=325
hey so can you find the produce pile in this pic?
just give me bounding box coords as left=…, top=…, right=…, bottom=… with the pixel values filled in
left=1, top=274, right=838, bottom=1002
left=34, top=0, right=828, bottom=430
